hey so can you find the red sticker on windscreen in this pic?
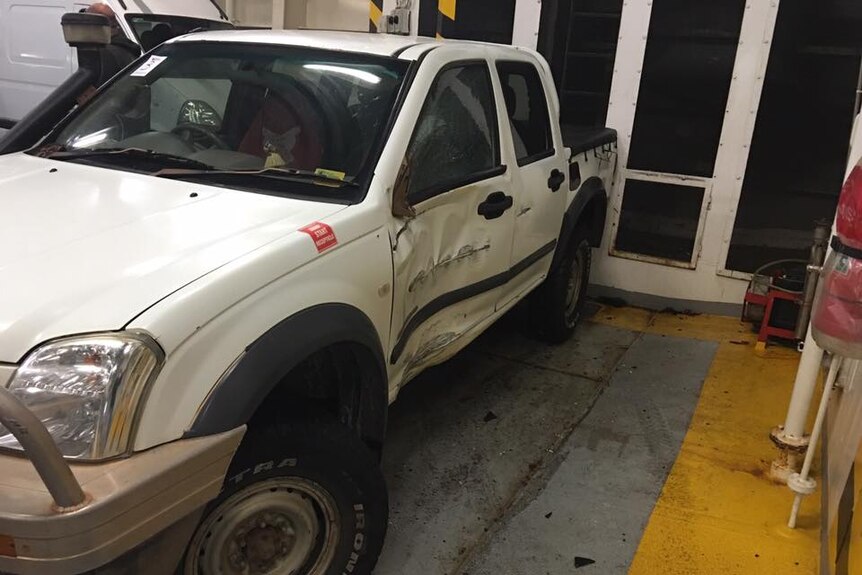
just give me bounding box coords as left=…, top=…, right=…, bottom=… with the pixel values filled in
left=299, top=222, right=338, bottom=253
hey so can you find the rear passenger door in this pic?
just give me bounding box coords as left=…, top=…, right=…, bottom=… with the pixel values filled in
left=495, top=59, right=567, bottom=304
left=389, top=58, right=517, bottom=374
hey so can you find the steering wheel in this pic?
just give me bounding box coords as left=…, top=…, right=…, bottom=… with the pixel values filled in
left=171, top=123, right=230, bottom=151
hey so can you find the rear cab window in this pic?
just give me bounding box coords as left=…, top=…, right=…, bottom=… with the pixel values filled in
left=496, top=61, right=554, bottom=166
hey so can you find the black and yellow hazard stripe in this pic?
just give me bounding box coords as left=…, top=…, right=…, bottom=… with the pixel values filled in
left=369, top=0, right=384, bottom=32
left=436, top=0, right=456, bottom=38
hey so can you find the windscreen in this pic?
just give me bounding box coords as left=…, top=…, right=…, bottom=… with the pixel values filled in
left=47, top=41, right=409, bottom=196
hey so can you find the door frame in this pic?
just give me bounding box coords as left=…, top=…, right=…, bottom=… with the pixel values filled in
left=713, top=0, right=782, bottom=280
left=584, top=0, right=783, bottom=305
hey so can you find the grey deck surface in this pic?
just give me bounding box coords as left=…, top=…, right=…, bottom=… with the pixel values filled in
left=375, top=310, right=717, bottom=574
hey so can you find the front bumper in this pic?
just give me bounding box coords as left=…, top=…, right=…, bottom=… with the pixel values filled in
left=0, top=427, right=244, bottom=574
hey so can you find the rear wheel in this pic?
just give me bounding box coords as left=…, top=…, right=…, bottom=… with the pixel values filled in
left=530, top=227, right=592, bottom=344
left=183, top=417, right=387, bottom=575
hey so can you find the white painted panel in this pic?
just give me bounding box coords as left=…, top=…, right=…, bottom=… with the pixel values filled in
left=272, top=0, right=284, bottom=28
left=305, top=0, right=366, bottom=31
left=232, top=0, right=306, bottom=28
left=588, top=0, right=779, bottom=305
left=8, top=4, right=68, bottom=68
left=231, top=0, right=273, bottom=27
left=511, top=0, right=541, bottom=49
left=0, top=0, right=75, bottom=121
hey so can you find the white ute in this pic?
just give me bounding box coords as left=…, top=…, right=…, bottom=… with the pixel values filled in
left=0, top=30, right=616, bottom=574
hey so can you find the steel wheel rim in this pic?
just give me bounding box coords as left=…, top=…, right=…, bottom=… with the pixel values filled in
left=564, top=248, right=585, bottom=327
left=186, top=477, right=341, bottom=575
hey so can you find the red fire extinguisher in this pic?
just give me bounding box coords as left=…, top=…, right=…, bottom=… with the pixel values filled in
left=812, top=160, right=862, bottom=359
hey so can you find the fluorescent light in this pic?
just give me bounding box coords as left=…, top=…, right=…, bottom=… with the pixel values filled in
left=71, top=129, right=110, bottom=149
left=303, top=64, right=381, bottom=84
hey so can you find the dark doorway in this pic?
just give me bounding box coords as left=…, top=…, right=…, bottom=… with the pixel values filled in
left=726, top=0, right=862, bottom=273
left=627, top=0, right=746, bottom=177
left=537, top=0, right=623, bottom=127
left=418, top=0, right=516, bottom=44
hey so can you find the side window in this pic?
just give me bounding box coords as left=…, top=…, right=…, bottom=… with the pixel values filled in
left=496, top=61, right=554, bottom=166
left=406, top=63, right=500, bottom=203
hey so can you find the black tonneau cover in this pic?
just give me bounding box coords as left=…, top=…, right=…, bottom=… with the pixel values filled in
left=562, top=125, right=617, bottom=157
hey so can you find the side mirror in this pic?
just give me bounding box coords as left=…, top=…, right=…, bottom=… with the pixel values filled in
left=392, top=154, right=416, bottom=218
left=61, top=13, right=111, bottom=47
left=177, top=100, right=223, bottom=129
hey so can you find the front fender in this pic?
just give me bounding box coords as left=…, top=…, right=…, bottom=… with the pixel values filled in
left=186, top=303, right=387, bottom=440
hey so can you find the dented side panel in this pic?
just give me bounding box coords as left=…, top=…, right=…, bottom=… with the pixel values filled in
left=389, top=172, right=516, bottom=386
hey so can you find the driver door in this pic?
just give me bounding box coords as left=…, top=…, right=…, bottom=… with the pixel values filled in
left=389, top=59, right=517, bottom=377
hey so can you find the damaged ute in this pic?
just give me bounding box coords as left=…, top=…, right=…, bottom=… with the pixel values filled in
left=0, top=30, right=616, bottom=574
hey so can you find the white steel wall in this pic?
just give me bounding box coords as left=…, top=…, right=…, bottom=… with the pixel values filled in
left=219, top=0, right=365, bottom=30
left=575, top=0, right=780, bottom=305
left=306, top=0, right=366, bottom=30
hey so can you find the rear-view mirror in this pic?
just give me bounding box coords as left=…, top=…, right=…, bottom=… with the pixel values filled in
left=177, top=100, right=222, bottom=129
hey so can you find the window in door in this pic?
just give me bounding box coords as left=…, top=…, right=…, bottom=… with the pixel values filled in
left=627, top=0, right=746, bottom=177
left=406, top=63, right=500, bottom=204
left=615, top=179, right=707, bottom=264
left=497, top=61, right=554, bottom=166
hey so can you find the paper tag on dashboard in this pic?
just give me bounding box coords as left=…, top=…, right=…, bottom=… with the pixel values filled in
left=131, top=55, right=167, bottom=77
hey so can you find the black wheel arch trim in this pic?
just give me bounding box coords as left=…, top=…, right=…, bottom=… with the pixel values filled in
left=551, top=176, right=607, bottom=271
left=389, top=239, right=557, bottom=364
left=185, top=303, right=388, bottom=446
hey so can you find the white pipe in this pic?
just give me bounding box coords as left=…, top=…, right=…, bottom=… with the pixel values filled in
left=788, top=355, right=843, bottom=529
left=782, top=328, right=825, bottom=440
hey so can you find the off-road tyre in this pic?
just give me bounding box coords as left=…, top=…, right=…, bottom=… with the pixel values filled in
left=530, top=226, right=592, bottom=344
left=182, top=416, right=388, bottom=575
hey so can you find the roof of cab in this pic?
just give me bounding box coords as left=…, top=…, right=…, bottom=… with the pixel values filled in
left=171, top=29, right=511, bottom=59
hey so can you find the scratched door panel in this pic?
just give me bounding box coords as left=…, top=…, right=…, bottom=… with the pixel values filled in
left=387, top=61, right=517, bottom=383
left=390, top=172, right=516, bottom=381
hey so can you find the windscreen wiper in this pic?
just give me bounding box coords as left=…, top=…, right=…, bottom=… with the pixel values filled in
left=43, top=147, right=215, bottom=171
left=153, top=166, right=360, bottom=188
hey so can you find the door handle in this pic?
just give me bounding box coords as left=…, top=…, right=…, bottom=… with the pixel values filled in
left=547, top=169, right=565, bottom=192
left=477, top=191, right=514, bottom=220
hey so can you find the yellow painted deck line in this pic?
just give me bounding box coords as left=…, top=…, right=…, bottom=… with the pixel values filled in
left=592, top=307, right=820, bottom=573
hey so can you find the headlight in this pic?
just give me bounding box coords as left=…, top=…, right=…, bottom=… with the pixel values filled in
left=0, top=333, right=164, bottom=460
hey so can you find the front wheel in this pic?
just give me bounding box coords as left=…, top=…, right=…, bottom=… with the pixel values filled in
left=529, top=227, right=592, bottom=344
left=182, top=417, right=388, bottom=575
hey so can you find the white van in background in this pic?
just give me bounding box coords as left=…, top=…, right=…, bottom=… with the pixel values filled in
left=0, top=0, right=231, bottom=133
